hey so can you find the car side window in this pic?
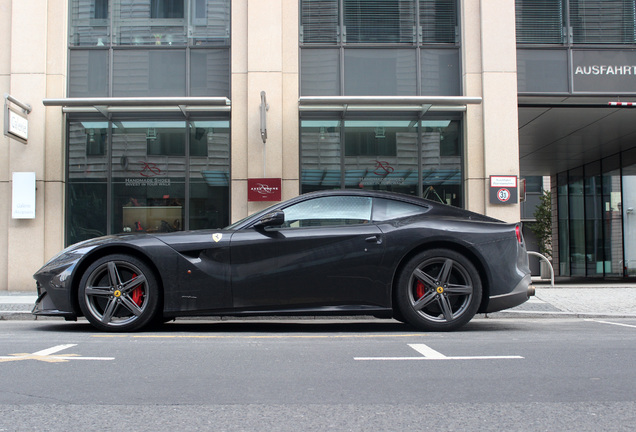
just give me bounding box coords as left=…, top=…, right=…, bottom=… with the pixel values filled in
left=372, top=198, right=428, bottom=221
left=282, top=196, right=373, bottom=228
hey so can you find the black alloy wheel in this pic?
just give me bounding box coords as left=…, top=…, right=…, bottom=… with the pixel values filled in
left=396, top=249, right=482, bottom=331
left=78, top=254, right=160, bottom=332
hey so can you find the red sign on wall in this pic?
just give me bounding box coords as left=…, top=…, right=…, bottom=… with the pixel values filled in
left=247, top=178, right=282, bottom=202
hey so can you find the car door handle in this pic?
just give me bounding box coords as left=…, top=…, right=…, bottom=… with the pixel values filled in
left=365, top=235, right=383, bottom=245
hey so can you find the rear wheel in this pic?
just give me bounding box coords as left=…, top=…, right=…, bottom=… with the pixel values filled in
left=396, top=249, right=482, bottom=331
left=78, top=254, right=160, bottom=332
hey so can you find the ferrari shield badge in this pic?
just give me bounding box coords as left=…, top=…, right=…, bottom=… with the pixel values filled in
left=212, top=233, right=223, bottom=243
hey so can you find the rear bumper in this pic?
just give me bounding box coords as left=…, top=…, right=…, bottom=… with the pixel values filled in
left=485, top=274, right=533, bottom=313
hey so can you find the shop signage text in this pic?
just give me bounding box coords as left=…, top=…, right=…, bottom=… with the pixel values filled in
left=248, top=178, right=282, bottom=202
left=572, top=50, right=636, bottom=93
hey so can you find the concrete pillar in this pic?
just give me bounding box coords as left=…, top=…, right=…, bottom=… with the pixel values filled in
left=462, top=0, right=521, bottom=223
left=231, top=0, right=299, bottom=223
left=1, top=0, right=66, bottom=291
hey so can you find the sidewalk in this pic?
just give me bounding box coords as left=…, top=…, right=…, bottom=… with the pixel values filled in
left=2, top=282, right=636, bottom=321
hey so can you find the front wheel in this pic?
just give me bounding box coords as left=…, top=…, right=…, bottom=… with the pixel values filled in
left=396, top=249, right=482, bottom=331
left=78, top=254, right=160, bottom=332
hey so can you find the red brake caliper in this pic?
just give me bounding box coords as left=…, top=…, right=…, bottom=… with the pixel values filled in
left=416, top=281, right=426, bottom=299
left=131, top=273, right=143, bottom=306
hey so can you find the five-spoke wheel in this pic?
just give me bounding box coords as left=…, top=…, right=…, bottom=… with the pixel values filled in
left=396, top=249, right=482, bottom=331
left=78, top=254, right=160, bottom=332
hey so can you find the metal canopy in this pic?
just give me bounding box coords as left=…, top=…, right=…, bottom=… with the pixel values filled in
left=298, top=96, right=482, bottom=113
left=42, top=97, right=231, bottom=116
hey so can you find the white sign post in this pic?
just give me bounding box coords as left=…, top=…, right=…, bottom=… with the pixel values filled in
left=12, top=172, right=36, bottom=219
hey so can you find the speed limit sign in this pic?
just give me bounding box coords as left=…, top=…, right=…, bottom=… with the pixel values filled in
left=497, top=188, right=510, bottom=202
left=489, top=176, right=518, bottom=204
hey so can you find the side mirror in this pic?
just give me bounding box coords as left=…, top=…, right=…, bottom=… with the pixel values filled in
left=253, top=210, right=285, bottom=229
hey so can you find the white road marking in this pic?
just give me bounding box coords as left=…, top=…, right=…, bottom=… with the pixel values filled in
left=32, top=344, right=77, bottom=356
left=0, top=344, right=115, bottom=363
left=586, top=319, right=636, bottom=329
left=354, top=343, right=523, bottom=361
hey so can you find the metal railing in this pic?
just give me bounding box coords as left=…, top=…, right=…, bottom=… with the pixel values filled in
left=528, top=251, right=554, bottom=288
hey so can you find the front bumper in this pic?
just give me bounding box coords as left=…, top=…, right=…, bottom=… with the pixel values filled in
left=485, top=274, right=533, bottom=313
left=31, top=284, right=77, bottom=320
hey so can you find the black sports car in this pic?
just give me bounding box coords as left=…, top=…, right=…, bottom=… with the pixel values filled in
left=33, top=190, right=533, bottom=332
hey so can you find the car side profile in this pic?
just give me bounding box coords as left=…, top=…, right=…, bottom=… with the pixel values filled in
left=33, top=190, right=533, bottom=332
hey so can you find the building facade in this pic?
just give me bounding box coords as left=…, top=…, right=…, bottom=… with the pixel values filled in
left=1, top=0, right=634, bottom=292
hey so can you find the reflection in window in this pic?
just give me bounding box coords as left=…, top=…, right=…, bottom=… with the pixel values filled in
left=95, top=0, right=108, bottom=19
left=373, top=198, right=427, bottom=221
left=300, top=118, right=462, bottom=205
left=189, top=120, right=230, bottom=229
left=283, top=196, right=373, bottom=227
left=151, top=0, right=185, bottom=18
left=67, top=121, right=109, bottom=245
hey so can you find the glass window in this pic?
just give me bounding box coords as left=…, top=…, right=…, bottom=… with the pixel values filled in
left=189, top=120, right=231, bottom=229
left=151, top=0, right=184, bottom=18
left=69, top=0, right=110, bottom=46
left=622, top=148, right=636, bottom=276
left=190, top=49, right=231, bottom=97
left=584, top=162, right=603, bottom=276
left=421, top=119, right=460, bottom=206
left=115, top=0, right=187, bottom=46
left=300, top=49, right=341, bottom=96
left=373, top=198, right=427, bottom=221
left=300, top=117, right=462, bottom=203
left=344, top=0, right=416, bottom=44
left=282, top=196, right=373, bottom=227
left=344, top=120, right=418, bottom=195
left=515, top=0, right=564, bottom=44
left=67, top=121, right=109, bottom=245
left=113, top=50, right=186, bottom=96
left=69, top=50, right=109, bottom=97
left=111, top=121, right=186, bottom=234
left=557, top=172, right=570, bottom=276
left=420, top=0, right=457, bottom=43
left=300, top=1, right=460, bottom=97
left=517, top=49, right=568, bottom=93
left=568, top=168, right=585, bottom=276
left=421, top=49, right=460, bottom=96
left=570, top=0, right=636, bottom=44
left=189, top=0, right=231, bottom=46
left=344, top=49, right=417, bottom=96
left=301, top=0, right=339, bottom=44
left=601, top=155, right=623, bottom=277
left=300, top=120, right=342, bottom=193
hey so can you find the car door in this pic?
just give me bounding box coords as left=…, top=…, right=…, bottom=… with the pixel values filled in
left=229, top=195, right=388, bottom=309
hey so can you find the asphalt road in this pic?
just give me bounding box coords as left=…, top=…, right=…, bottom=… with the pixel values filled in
left=1, top=317, right=635, bottom=431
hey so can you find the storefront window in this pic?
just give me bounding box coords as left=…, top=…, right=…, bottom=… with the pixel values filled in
left=557, top=172, right=570, bottom=276
left=584, top=162, right=603, bottom=276
left=344, top=120, right=418, bottom=195
left=623, top=148, right=636, bottom=276
left=67, top=121, right=109, bottom=245
left=602, top=155, right=623, bottom=277
left=189, top=120, right=230, bottom=229
left=300, top=120, right=342, bottom=193
left=66, top=117, right=230, bottom=246
left=111, top=121, right=186, bottom=234
left=300, top=117, right=462, bottom=204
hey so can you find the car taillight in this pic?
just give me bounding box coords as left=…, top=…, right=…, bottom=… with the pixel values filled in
left=515, top=225, right=523, bottom=244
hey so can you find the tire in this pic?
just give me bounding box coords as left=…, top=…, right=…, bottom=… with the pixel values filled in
left=78, top=254, right=160, bottom=332
left=396, top=249, right=482, bottom=331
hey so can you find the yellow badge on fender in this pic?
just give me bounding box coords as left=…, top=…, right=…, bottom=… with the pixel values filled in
left=212, top=233, right=223, bottom=243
